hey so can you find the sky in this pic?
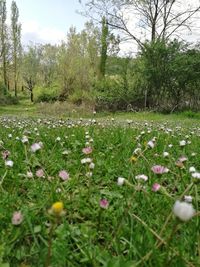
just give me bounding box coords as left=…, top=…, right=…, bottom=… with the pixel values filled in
left=6, top=0, right=87, bottom=45
left=5, top=0, right=200, bottom=54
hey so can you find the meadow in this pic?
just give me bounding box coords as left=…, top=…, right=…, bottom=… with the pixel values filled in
left=0, top=111, right=200, bottom=267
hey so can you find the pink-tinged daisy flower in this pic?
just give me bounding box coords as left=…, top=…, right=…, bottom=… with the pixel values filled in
left=30, top=143, right=42, bottom=153
left=12, top=211, right=23, bottom=225
left=59, top=170, right=69, bottom=181
left=99, top=199, right=109, bottom=209
left=36, top=169, right=45, bottom=178
left=152, top=183, right=161, bottom=192
left=82, top=147, right=93, bottom=155
left=2, top=150, right=10, bottom=160
left=178, top=156, right=188, bottom=162
left=151, top=165, right=169, bottom=175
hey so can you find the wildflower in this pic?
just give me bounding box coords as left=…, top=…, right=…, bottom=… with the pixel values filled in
left=100, top=199, right=109, bottom=209
left=31, top=143, right=41, bottom=153
left=152, top=183, right=161, bottom=192
left=151, top=165, right=169, bottom=175
left=62, top=150, right=70, bottom=155
left=192, top=172, right=200, bottom=179
left=12, top=211, right=23, bottom=225
left=179, top=140, right=186, bottom=146
left=55, top=137, right=61, bottom=142
left=89, top=162, right=95, bottom=169
left=117, top=177, right=125, bottom=186
left=21, top=135, right=28, bottom=143
left=5, top=160, right=14, bottom=167
left=130, top=156, right=137, bottom=163
left=178, top=156, right=188, bottom=162
left=27, top=171, right=33, bottom=178
left=189, top=166, right=196, bottom=173
left=175, top=160, right=184, bottom=169
left=147, top=140, right=155, bottom=149
left=36, top=169, right=45, bottom=178
left=56, top=188, right=62, bottom=193
left=184, top=195, right=193, bottom=203
left=81, top=158, right=92, bottom=164
left=163, top=152, right=169, bottom=157
left=82, top=147, right=93, bottom=154
left=173, top=200, right=195, bottom=221
left=59, top=170, right=69, bottom=181
left=86, top=172, right=93, bottom=177
left=133, top=147, right=141, bottom=155
left=2, top=150, right=10, bottom=160
left=135, top=174, right=148, bottom=181
left=50, top=201, right=64, bottom=216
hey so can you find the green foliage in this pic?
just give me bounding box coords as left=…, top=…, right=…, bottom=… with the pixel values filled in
left=181, top=110, right=200, bottom=119
left=57, top=24, right=100, bottom=100
left=131, top=40, right=200, bottom=112
left=95, top=77, right=129, bottom=111
left=36, top=92, right=58, bottom=103
left=99, top=17, right=108, bottom=78
left=0, top=81, right=18, bottom=105
left=68, top=89, right=95, bottom=106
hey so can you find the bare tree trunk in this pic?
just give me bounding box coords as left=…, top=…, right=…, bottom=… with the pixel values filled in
left=30, top=88, right=33, bottom=102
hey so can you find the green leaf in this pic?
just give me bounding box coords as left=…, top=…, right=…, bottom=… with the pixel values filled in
left=33, top=225, right=41, bottom=233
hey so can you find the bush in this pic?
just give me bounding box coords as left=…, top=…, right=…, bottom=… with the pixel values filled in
left=68, top=90, right=95, bottom=107
left=0, top=81, right=8, bottom=96
left=0, top=81, right=18, bottom=105
left=94, top=77, right=130, bottom=111
left=36, top=92, right=58, bottom=103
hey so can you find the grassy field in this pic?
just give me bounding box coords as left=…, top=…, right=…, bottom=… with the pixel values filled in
left=0, top=105, right=200, bottom=266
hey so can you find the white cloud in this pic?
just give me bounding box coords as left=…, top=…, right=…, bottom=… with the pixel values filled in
left=21, top=20, right=66, bottom=45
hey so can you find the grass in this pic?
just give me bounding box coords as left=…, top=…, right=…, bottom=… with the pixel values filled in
left=0, top=114, right=199, bottom=266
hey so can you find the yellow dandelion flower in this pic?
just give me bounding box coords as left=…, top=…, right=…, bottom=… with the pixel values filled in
left=130, top=156, right=137, bottom=163
left=51, top=201, right=64, bottom=215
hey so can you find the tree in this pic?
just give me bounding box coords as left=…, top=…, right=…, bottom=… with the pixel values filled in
left=57, top=24, right=100, bottom=101
left=22, top=45, right=41, bottom=102
left=40, top=44, right=58, bottom=88
left=81, top=0, right=200, bottom=47
left=99, top=16, right=108, bottom=78
left=0, top=0, right=9, bottom=91
left=11, top=0, right=21, bottom=97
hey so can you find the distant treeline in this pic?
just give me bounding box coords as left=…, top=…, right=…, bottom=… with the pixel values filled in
left=0, top=0, right=200, bottom=112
